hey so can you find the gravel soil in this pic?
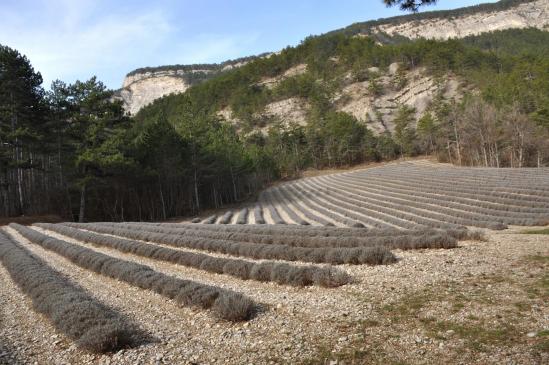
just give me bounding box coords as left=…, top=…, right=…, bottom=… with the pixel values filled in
left=0, top=226, right=547, bottom=364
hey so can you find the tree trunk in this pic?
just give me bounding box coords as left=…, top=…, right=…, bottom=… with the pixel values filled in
left=230, top=167, right=238, bottom=203
left=482, top=144, right=488, bottom=167
left=17, top=161, right=24, bottom=215
left=78, top=184, right=86, bottom=222
left=193, top=168, right=200, bottom=212
left=159, top=179, right=167, bottom=220
left=452, top=121, right=462, bottom=166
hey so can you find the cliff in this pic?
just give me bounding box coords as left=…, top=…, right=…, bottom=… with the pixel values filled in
left=115, top=68, right=214, bottom=115
left=370, top=0, right=549, bottom=40
left=117, top=56, right=264, bottom=115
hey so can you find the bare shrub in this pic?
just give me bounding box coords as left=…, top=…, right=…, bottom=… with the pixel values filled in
left=463, top=229, right=487, bottom=241
left=211, top=293, right=256, bottom=322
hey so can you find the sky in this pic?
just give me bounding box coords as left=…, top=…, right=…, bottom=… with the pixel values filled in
left=0, top=0, right=497, bottom=89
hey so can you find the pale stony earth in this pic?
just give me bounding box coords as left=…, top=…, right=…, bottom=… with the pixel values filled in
left=0, top=224, right=547, bottom=365
left=373, top=0, right=549, bottom=40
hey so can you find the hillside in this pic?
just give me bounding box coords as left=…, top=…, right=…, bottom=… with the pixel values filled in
left=2, top=1, right=549, bottom=224
left=120, top=0, right=549, bottom=115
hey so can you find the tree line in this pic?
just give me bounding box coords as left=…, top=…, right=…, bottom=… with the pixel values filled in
left=0, top=45, right=273, bottom=221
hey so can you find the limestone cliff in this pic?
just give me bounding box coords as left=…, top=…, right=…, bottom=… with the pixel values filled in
left=117, top=56, right=262, bottom=115
left=370, top=0, right=548, bottom=40
left=116, top=69, right=213, bottom=115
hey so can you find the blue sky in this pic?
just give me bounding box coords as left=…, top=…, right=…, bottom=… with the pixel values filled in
left=0, top=0, right=496, bottom=89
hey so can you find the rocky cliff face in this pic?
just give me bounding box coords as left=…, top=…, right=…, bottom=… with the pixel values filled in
left=118, top=58, right=259, bottom=115
left=371, top=0, right=549, bottom=40
left=335, top=65, right=462, bottom=134
left=115, top=69, right=215, bottom=115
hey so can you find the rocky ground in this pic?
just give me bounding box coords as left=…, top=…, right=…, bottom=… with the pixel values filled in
left=0, top=226, right=547, bottom=365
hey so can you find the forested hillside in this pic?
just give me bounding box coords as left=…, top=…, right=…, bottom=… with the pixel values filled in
left=137, top=28, right=549, bottom=169
left=1, top=26, right=548, bottom=221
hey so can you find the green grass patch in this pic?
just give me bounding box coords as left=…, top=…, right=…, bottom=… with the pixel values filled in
left=533, top=339, right=549, bottom=354
left=428, top=320, right=518, bottom=352
left=513, top=301, right=531, bottom=312
left=525, top=255, right=549, bottom=264
left=381, top=292, right=433, bottom=321
left=360, top=318, right=381, bottom=328
left=522, top=228, right=549, bottom=235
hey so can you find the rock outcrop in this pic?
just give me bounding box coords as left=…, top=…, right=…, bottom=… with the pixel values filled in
left=116, top=69, right=213, bottom=115
left=371, top=0, right=549, bottom=40
left=336, top=67, right=461, bottom=134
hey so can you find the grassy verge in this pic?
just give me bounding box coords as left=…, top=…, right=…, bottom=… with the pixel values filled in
left=522, top=228, right=549, bottom=235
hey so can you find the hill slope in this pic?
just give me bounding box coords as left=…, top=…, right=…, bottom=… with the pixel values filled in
left=119, top=0, right=549, bottom=115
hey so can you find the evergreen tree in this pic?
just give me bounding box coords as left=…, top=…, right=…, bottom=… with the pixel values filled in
left=0, top=44, right=46, bottom=215
left=393, top=105, right=418, bottom=157
left=383, top=0, right=437, bottom=12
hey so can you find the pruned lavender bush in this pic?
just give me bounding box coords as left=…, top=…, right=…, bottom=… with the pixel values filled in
left=319, top=175, right=526, bottom=227
left=0, top=230, right=140, bottom=352
left=202, top=215, right=217, bottom=224
left=124, top=221, right=468, bottom=239
left=328, top=174, right=548, bottom=219
left=37, top=223, right=350, bottom=287
left=306, top=177, right=508, bottom=230
left=280, top=184, right=335, bottom=226
left=258, top=191, right=286, bottom=224
left=235, top=208, right=249, bottom=224
left=99, top=222, right=458, bottom=250
left=218, top=211, right=233, bottom=225
left=10, top=224, right=255, bottom=321
left=65, top=223, right=397, bottom=265
left=288, top=183, right=372, bottom=228
left=269, top=187, right=309, bottom=225
left=253, top=205, right=265, bottom=224
left=224, top=163, right=549, bottom=229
